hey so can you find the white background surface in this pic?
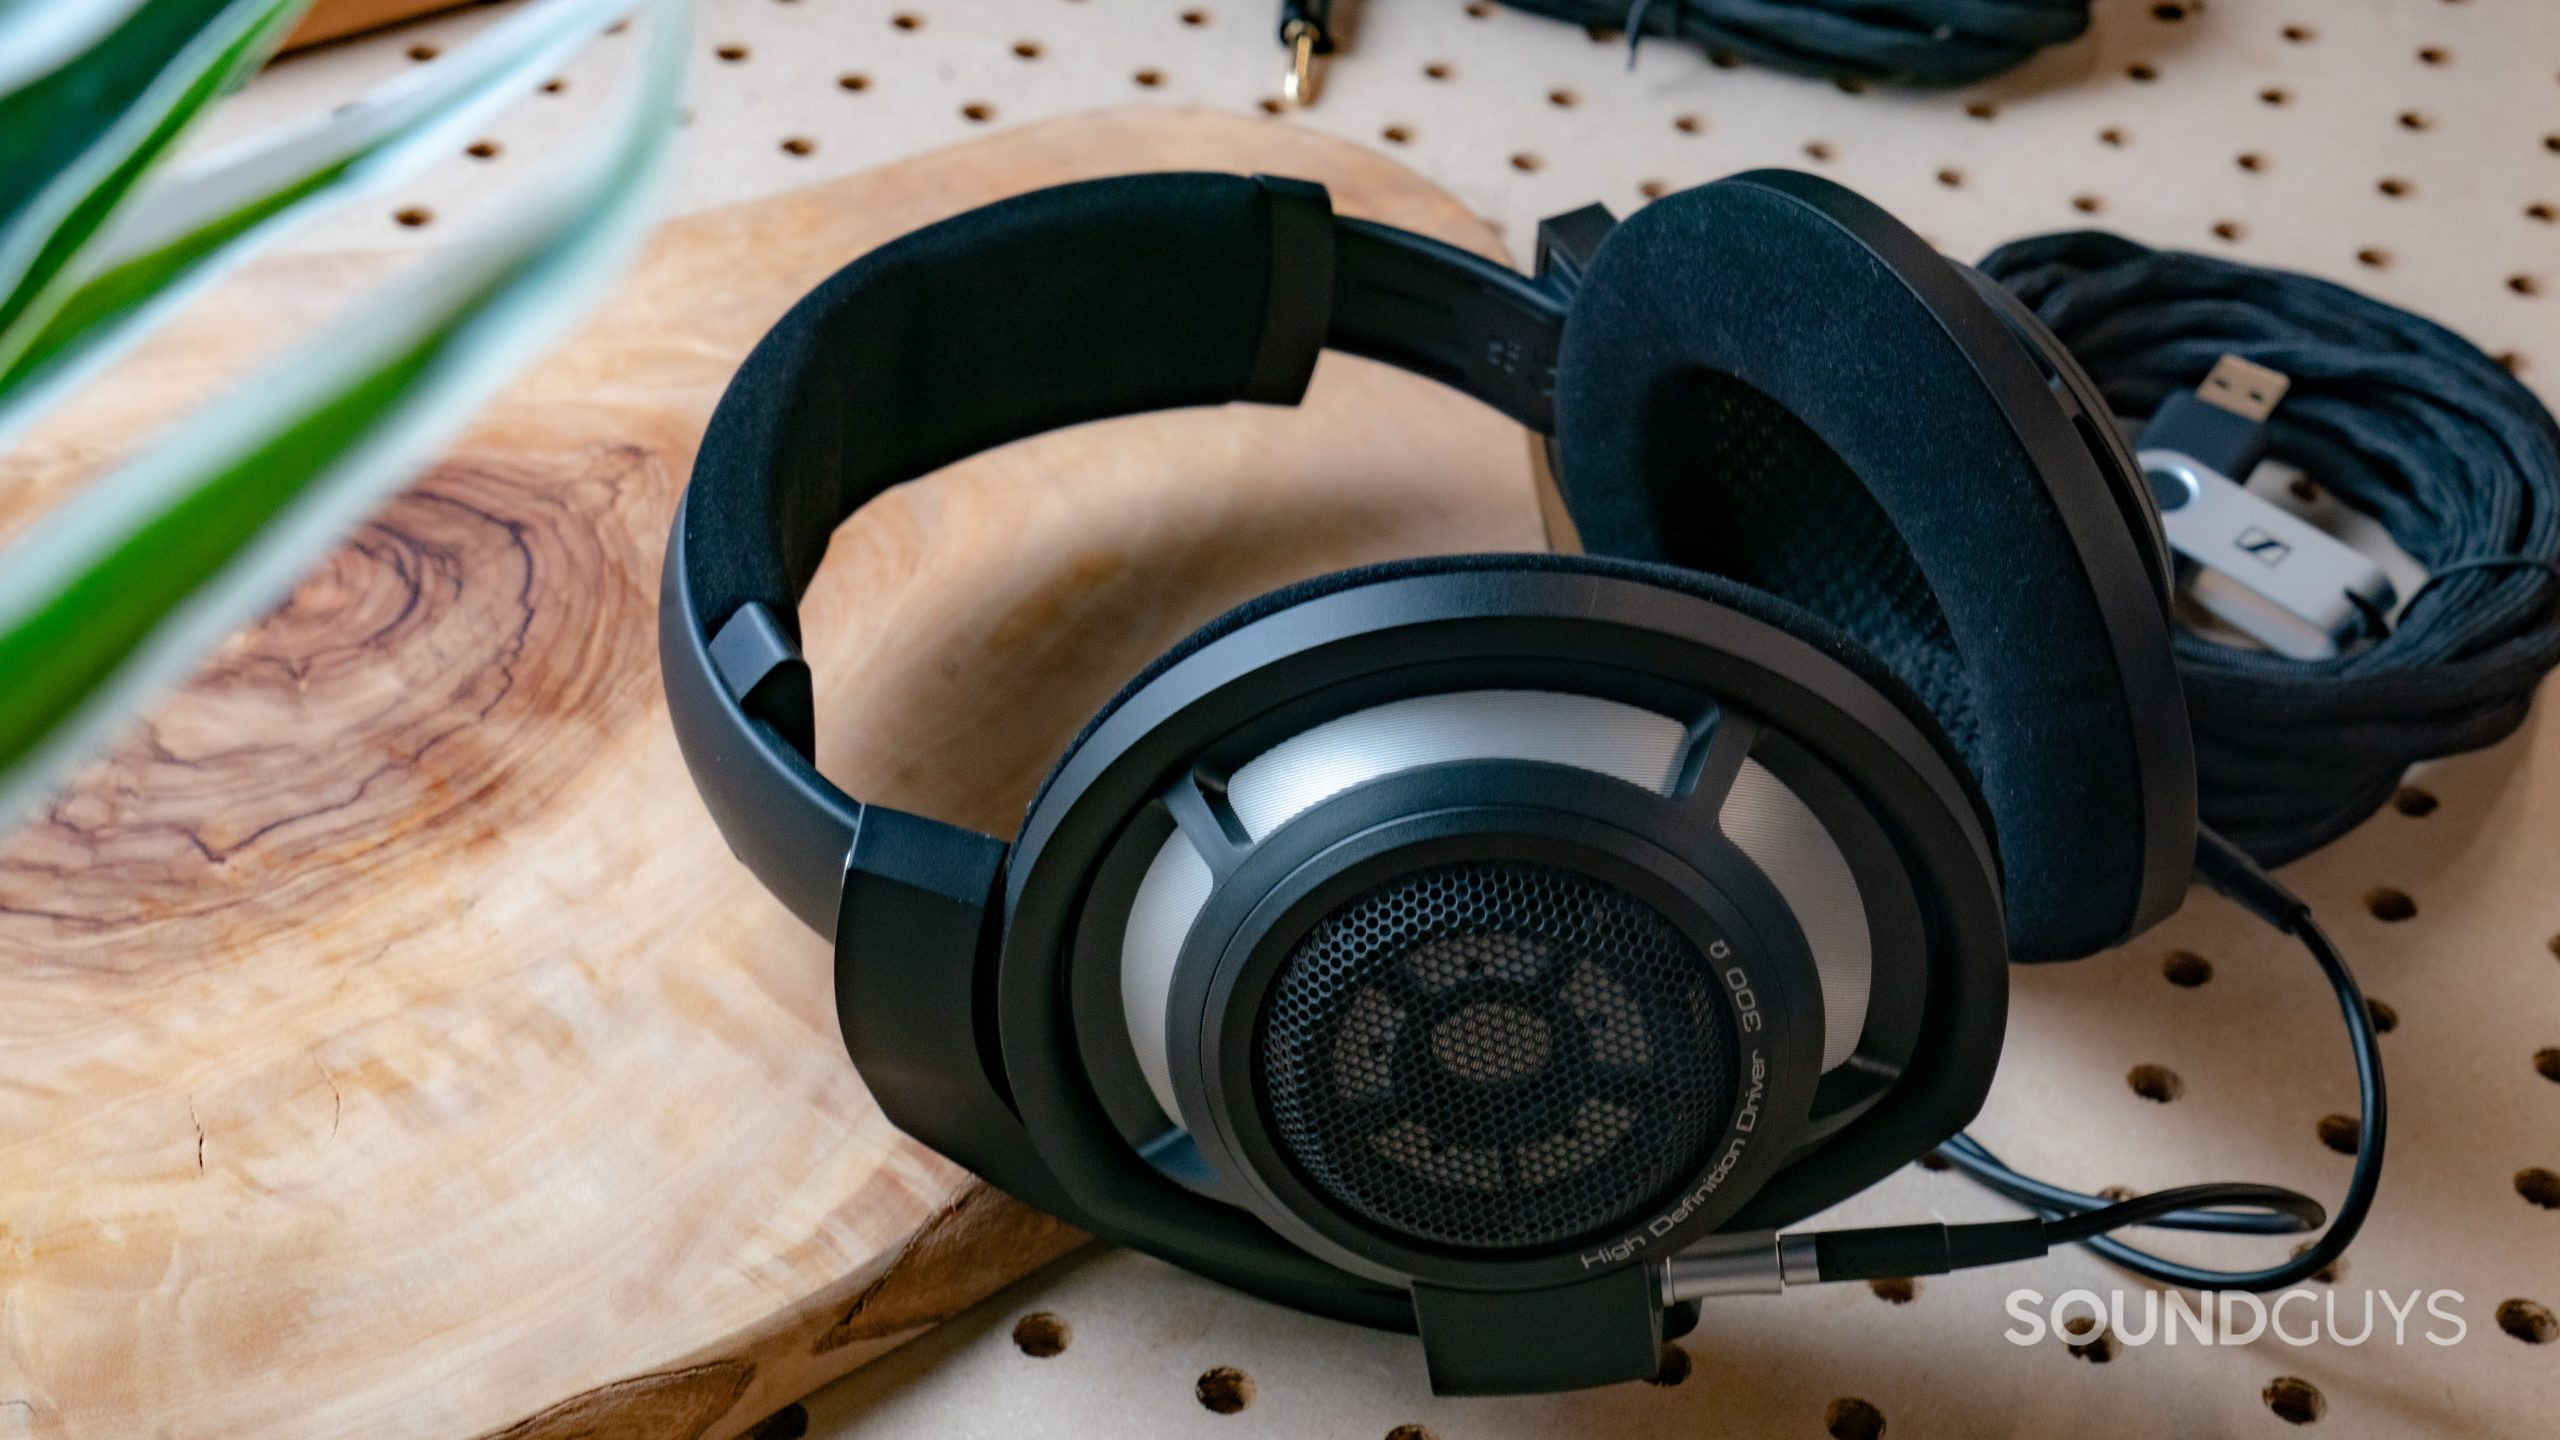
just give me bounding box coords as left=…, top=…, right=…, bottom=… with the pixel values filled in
left=219, top=3, right=2560, bottom=1436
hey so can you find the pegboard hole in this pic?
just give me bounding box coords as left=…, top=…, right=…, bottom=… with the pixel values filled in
left=1708, top=49, right=1740, bottom=69
left=961, top=101, right=994, bottom=123
left=1917, top=1149, right=1953, bottom=1171
left=2498, top=352, right=2530, bottom=374
left=2378, top=176, right=2413, bottom=198
left=2317, top=1114, right=2361, bottom=1154
left=1257, top=96, right=1283, bottom=114
left=406, top=43, right=438, bottom=61
left=715, top=42, right=749, bottom=62
left=2512, top=275, right=2543, bottom=297
left=1645, top=1342, right=1693, bottom=1386
left=2264, top=1376, right=2326, bottom=1424
left=464, top=139, right=501, bottom=159
left=1466, top=0, right=1493, bottom=15
left=2163, top=950, right=2214, bottom=986
left=2063, top=1315, right=2117, bottom=1363
left=1381, top=124, right=1413, bottom=145
left=1549, top=87, right=1578, bottom=108
left=2366, top=998, right=2398, bottom=1033
left=1133, top=68, right=1164, bottom=87
left=2517, top=1168, right=2560, bottom=1209
left=2292, top=1240, right=2343, bottom=1284
left=2127, top=1064, right=2184, bottom=1102
left=1803, top=140, right=1835, bottom=162
left=393, top=206, right=433, bottom=228
left=540, top=77, right=567, bottom=94
left=1936, top=168, right=1965, bottom=188
left=2126, top=63, right=2158, bottom=82
left=779, top=135, right=814, bottom=156
left=2364, top=887, right=2416, bottom=921
left=1825, top=1397, right=1886, bottom=1440
left=2259, top=87, right=2290, bottom=106
left=2497, top=1298, right=2557, bottom=1343
left=2071, top=193, right=2105, bottom=214
left=2418, top=45, right=2452, bottom=65
left=2535, top=1047, right=2560, bottom=1082
left=1386, top=1428, right=1441, bottom=1440
left=2290, top=475, right=2323, bottom=502
left=1510, top=152, right=1544, bottom=172
left=1637, top=179, right=1668, bottom=200
left=2390, top=785, right=2438, bottom=815
left=1423, top=61, right=1454, bottom=80
left=2547, top=135, right=2560, bottom=154
left=2236, top=151, right=2267, bottom=172
left=2151, top=3, right=2189, bottom=20
left=1965, top=101, right=1998, bottom=120
left=2530, top=203, right=2557, bottom=224
left=2400, top=110, right=2433, bottom=131
left=2358, top=247, right=2393, bottom=269
left=891, top=11, right=923, bottom=30
left=2281, top=24, right=2315, bottom=43
left=1013, top=39, right=1042, bottom=59
left=2100, top=126, right=2129, bottom=146
left=1834, top=76, right=1868, bottom=96
left=1196, top=1366, right=1255, bottom=1414
left=2212, top=220, right=2247, bottom=243
left=1181, top=8, right=1210, bottom=24
left=1869, top=1276, right=1918, bottom=1304
left=1012, top=1311, right=1071, bottom=1356
left=1674, top=113, right=1705, bottom=134
left=838, top=72, right=870, bottom=91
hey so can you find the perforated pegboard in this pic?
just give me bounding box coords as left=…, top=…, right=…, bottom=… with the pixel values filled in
left=208, top=3, right=2560, bottom=1437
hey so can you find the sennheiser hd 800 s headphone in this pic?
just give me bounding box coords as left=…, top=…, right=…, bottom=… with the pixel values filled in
left=659, top=170, right=2384, bottom=1395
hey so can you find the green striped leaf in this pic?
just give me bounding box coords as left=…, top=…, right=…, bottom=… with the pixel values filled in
left=0, top=0, right=685, bottom=829
left=0, top=0, right=633, bottom=440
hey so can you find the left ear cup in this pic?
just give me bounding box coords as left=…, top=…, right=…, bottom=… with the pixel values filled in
left=1000, top=551, right=2009, bottom=1293
left=1549, top=172, right=2193, bottom=961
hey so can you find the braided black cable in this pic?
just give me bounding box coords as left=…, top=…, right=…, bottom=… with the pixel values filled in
left=1494, top=0, right=2090, bottom=87
left=1981, top=231, right=2560, bottom=865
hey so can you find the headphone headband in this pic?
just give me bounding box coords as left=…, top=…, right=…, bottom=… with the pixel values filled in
left=664, top=172, right=1575, bottom=936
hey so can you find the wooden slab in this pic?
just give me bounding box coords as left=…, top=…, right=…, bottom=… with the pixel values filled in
left=0, top=109, right=1543, bottom=1440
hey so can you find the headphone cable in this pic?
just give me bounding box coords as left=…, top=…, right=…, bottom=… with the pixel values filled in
left=1666, top=830, right=2386, bottom=1299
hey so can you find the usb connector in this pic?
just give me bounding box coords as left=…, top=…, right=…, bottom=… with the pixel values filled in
left=2138, top=353, right=2396, bottom=658
left=2198, top=354, right=2290, bottom=423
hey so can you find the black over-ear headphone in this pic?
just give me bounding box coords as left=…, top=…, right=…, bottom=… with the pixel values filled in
left=660, top=170, right=2384, bottom=1395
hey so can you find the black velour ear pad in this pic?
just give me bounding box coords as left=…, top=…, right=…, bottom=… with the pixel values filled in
left=1551, top=171, right=2143, bottom=961
left=1026, top=550, right=1992, bottom=851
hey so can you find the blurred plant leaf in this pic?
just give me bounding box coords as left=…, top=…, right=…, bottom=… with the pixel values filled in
left=0, top=0, right=310, bottom=388
left=0, top=0, right=149, bottom=95
left=0, top=0, right=635, bottom=442
left=0, top=0, right=683, bottom=829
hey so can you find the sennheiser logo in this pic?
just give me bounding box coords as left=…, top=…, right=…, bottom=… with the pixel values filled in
left=2235, top=525, right=2293, bottom=567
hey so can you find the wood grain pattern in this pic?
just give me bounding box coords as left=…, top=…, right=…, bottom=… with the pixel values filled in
left=0, top=110, right=1543, bottom=1440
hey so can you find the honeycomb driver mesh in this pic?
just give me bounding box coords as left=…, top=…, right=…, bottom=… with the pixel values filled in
left=1257, top=861, right=1738, bottom=1252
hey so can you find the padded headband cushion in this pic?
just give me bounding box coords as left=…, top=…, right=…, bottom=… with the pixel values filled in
left=1551, top=173, right=2141, bottom=960
left=684, top=172, right=1306, bottom=639
left=1027, top=550, right=1992, bottom=849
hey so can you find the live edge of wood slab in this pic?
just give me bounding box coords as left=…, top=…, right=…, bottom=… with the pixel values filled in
left=0, top=110, right=1544, bottom=1440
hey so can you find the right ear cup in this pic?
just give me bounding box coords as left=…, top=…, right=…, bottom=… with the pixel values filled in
left=1549, top=171, right=2194, bottom=962
left=1000, top=551, right=2012, bottom=1324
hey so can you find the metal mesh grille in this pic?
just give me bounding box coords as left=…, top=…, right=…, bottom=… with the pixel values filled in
left=1257, top=861, right=1736, bottom=1252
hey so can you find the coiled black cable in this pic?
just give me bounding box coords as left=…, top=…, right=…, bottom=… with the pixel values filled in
left=1982, top=231, right=2560, bottom=866
left=1934, top=831, right=2385, bottom=1292
left=1492, top=0, right=2091, bottom=87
